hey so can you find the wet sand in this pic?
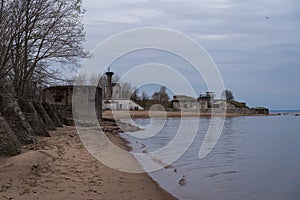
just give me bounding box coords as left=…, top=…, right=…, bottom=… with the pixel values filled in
left=0, top=126, right=177, bottom=200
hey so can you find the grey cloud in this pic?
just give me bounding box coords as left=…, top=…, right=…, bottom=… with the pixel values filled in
left=81, top=0, right=300, bottom=109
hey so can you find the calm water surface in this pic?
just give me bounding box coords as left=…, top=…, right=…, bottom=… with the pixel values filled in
left=123, top=115, right=300, bottom=200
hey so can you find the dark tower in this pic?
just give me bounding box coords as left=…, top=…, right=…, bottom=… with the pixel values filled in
left=105, top=68, right=114, bottom=101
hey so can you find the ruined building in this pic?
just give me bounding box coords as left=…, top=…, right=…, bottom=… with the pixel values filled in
left=40, top=85, right=102, bottom=121
left=172, top=92, right=269, bottom=115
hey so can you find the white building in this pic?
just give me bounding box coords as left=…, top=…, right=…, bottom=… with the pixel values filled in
left=102, top=70, right=144, bottom=110
left=104, top=98, right=144, bottom=110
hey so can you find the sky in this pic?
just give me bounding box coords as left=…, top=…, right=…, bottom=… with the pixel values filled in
left=80, top=0, right=300, bottom=110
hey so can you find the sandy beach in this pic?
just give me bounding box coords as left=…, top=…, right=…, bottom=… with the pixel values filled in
left=0, top=125, right=176, bottom=200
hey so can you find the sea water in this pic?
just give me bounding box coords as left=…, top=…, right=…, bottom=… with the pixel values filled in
left=123, top=114, right=300, bottom=200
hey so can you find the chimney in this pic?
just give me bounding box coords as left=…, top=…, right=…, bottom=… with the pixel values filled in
left=105, top=70, right=114, bottom=100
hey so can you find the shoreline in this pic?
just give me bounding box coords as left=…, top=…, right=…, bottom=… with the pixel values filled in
left=104, top=129, right=178, bottom=200
left=103, top=110, right=271, bottom=119
left=0, top=125, right=177, bottom=200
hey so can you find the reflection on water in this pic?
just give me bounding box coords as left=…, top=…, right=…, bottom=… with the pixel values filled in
left=123, top=115, right=300, bottom=200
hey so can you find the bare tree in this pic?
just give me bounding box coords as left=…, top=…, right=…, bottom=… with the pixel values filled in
left=160, top=86, right=170, bottom=102
left=0, top=0, right=15, bottom=79
left=121, top=82, right=132, bottom=98
left=152, top=86, right=170, bottom=104
left=89, top=73, right=104, bottom=86
left=130, top=87, right=140, bottom=102
left=1, top=0, right=87, bottom=98
left=74, top=74, right=88, bottom=85
left=141, top=91, right=148, bottom=101
left=222, top=90, right=234, bottom=101
left=141, top=91, right=148, bottom=109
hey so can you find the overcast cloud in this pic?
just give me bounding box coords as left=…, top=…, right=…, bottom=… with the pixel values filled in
left=81, top=0, right=300, bottom=109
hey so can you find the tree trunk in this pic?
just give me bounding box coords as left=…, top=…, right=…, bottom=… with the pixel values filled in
left=0, top=113, right=22, bottom=156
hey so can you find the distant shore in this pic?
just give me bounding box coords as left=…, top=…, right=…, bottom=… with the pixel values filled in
left=103, top=110, right=271, bottom=120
